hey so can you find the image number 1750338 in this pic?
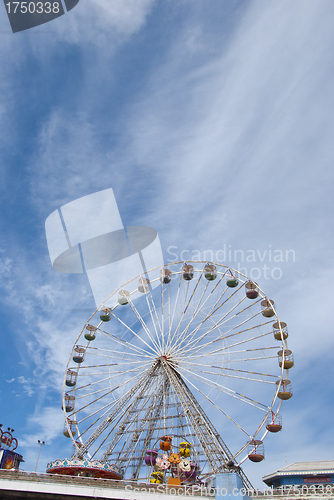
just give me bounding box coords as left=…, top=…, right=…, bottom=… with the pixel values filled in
left=5, top=2, right=60, bottom=14
left=2, top=0, right=80, bottom=33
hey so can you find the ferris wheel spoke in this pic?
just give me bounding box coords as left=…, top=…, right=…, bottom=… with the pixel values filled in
left=223, top=346, right=278, bottom=354
left=182, top=270, right=205, bottom=315
left=147, top=284, right=167, bottom=349
left=186, top=368, right=275, bottom=385
left=73, top=371, right=123, bottom=378
left=75, top=392, right=135, bottom=441
left=99, top=369, right=166, bottom=463
left=166, top=278, right=193, bottom=354
left=92, top=385, right=161, bottom=462
left=224, top=356, right=278, bottom=363
left=189, top=315, right=273, bottom=354
left=176, top=293, right=249, bottom=359
left=168, top=273, right=183, bottom=339
left=175, top=282, right=248, bottom=356
left=73, top=359, right=151, bottom=369
left=160, top=279, right=166, bottom=352
left=170, top=272, right=231, bottom=354
left=215, top=318, right=276, bottom=343
left=167, top=270, right=204, bottom=352
left=109, top=311, right=159, bottom=357
left=169, top=277, right=211, bottom=354
left=72, top=364, right=153, bottom=395
left=82, top=350, right=150, bottom=363
left=75, top=385, right=123, bottom=400
left=165, top=281, right=173, bottom=353
left=181, top=362, right=279, bottom=379
left=173, top=368, right=251, bottom=438
left=182, top=329, right=273, bottom=360
left=232, top=442, right=250, bottom=463
left=196, top=302, right=267, bottom=343
left=179, top=362, right=277, bottom=384
left=142, top=289, right=164, bottom=353
left=70, top=360, right=147, bottom=374
left=76, top=397, right=127, bottom=429
left=88, top=413, right=127, bottom=459
left=97, top=327, right=157, bottom=358
left=70, top=363, right=119, bottom=370
left=200, top=301, right=263, bottom=337
left=72, top=368, right=151, bottom=419
left=162, top=282, right=178, bottom=355
left=128, top=299, right=162, bottom=355
left=178, top=366, right=270, bottom=411
left=166, top=273, right=193, bottom=356
left=67, top=374, right=122, bottom=394
left=73, top=392, right=121, bottom=424
left=86, top=344, right=154, bottom=361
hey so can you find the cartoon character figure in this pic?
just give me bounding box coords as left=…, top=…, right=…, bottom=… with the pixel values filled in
left=178, top=458, right=191, bottom=472
left=179, top=441, right=191, bottom=458
left=144, top=449, right=158, bottom=466
left=150, top=471, right=164, bottom=483
left=169, top=453, right=181, bottom=464
left=160, top=435, right=172, bottom=451
left=156, top=454, right=170, bottom=470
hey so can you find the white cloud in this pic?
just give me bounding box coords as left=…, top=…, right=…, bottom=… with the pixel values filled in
left=17, top=376, right=35, bottom=397
left=53, top=0, right=155, bottom=47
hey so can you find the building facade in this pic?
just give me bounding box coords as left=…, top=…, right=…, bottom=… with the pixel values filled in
left=263, top=460, right=334, bottom=489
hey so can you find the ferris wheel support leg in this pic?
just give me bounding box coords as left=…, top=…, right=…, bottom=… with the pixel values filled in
left=213, top=472, right=252, bottom=500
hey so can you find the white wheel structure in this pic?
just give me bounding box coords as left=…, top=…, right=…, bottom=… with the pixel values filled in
left=62, top=261, right=293, bottom=487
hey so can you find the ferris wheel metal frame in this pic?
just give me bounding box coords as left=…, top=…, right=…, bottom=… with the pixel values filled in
left=62, top=261, right=292, bottom=486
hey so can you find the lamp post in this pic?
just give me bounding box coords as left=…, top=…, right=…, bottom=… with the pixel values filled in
left=34, top=440, right=45, bottom=472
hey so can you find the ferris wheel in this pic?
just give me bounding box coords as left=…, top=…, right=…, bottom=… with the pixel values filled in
left=61, top=261, right=293, bottom=486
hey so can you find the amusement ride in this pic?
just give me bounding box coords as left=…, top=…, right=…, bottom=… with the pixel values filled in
left=47, top=261, right=293, bottom=487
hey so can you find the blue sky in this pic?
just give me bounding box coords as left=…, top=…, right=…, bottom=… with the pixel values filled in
left=0, top=0, right=334, bottom=489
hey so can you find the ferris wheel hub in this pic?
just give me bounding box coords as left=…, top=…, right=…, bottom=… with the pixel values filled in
left=158, top=354, right=175, bottom=366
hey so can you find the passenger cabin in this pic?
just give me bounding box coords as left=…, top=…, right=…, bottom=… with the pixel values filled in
left=100, top=308, right=111, bottom=322
left=266, top=412, right=282, bottom=433
left=273, top=321, right=288, bottom=340
left=204, top=264, right=217, bottom=281
left=138, top=277, right=149, bottom=293
left=85, top=324, right=97, bottom=341
left=65, top=369, right=77, bottom=387
left=160, top=268, right=172, bottom=284
left=182, top=264, right=194, bottom=281
left=245, top=281, right=259, bottom=299
left=278, top=349, right=294, bottom=369
left=248, top=440, right=264, bottom=462
left=73, top=346, right=85, bottom=363
left=261, top=299, right=275, bottom=317
left=226, top=275, right=239, bottom=287
left=63, top=419, right=76, bottom=438
left=276, top=379, right=293, bottom=400
left=118, top=290, right=130, bottom=305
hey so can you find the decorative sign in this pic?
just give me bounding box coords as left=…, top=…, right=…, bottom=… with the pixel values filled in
left=303, top=477, right=331, bottom=484
left=0, top=429, right=18, bottom=451
left=0, top=449, right=23, bottom=470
